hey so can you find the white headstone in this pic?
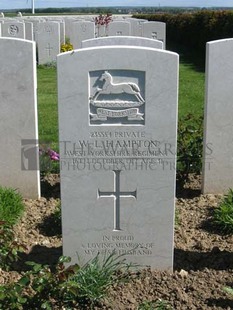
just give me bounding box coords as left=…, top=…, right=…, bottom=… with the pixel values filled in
left=82, top=36, right=163, bottom=49
left=202, top=38, right=233, bottom=194
left=57, top=46, right=178, bottom=270
left=107, top=21, right=130, bottom=36
left=37, top=22, right=60, bottom=64
left=70, top=21, right=95, bottom=49
left=2, top=22, right=25, bottom=39
left=126, top=18, right=146, bottom=36
left=24, top=22, right=33, bottom=41
left=142, top=21, right=166, bottom=48
left=0, top=38, right=40, bottom=199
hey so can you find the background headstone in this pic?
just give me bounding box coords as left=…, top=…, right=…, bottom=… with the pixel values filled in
left=57, top=46, right=178, bottom=270
left=37, top=22, right=60, bottom=64
left=142, top=21, right=166, bottom=48
left=70, top=21, right=95, bottom=49
left=0, top=38, right=40, bottom=199
left=2, top=22, right=25, bottom=39
left=202, top=38, right=233, bottom=194
left=82, top=36, right=163, bottom=49
left=107, top=21, right=130, bottom=36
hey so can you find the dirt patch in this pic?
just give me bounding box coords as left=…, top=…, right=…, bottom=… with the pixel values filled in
left=0, top=174, right=232, bottom=309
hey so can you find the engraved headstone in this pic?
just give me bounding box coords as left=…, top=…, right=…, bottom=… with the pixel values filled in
left=24, top=22, right=33, bottom=41
left=82, top=36, right=163, bottom=49
left=126, top=18, right=146, bottom=36
left=142, top=21, right=166, bottom=48
left=58, top=45, right=178, bottom=270
left=107, top=21, right=130, bottom=36
left=0, top=38, right=40, bottom=199
left=37, top=22, right=60, bottom=64
left=202, top=39, right=233, bottom=193
left=2, top=22, right=25, bottom=39
left=70, top=21, right=95, bottom=49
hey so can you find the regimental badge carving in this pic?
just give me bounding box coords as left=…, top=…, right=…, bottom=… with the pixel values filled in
left=89, top=70, right=145, bottom=125
left=152, top=31, right=157, bottom=39
left=8, top=25, right=19, bottom=36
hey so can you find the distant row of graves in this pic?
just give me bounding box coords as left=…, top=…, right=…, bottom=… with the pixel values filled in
left=0, top=14, right=165, bottom=64
left=0, top=19, right=232, bottom=270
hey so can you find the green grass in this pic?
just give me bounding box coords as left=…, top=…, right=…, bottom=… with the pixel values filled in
left=213, top=189, right=233, bottom=233
left=179, top=62, right=205, bottom=118
left=37, top=65, right=58, bottom=149
left=0, top=187, right=25, bottom=225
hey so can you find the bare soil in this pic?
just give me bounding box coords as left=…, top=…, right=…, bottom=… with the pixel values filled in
left=0, top=174, right=232, bottom=309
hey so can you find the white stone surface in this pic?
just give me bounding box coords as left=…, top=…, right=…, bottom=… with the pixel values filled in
left=2, top=22, right=25, bottom=39
left=82, top=36, right=163, bottom=49
left=202, top=38, right=233, bottom=194
left=107, top=21, right=130, bottom=36
left=24, top=22, right=33, bottom=41
left=126, top=18, right=146, bottom=36
left=37, top=22, right=60, bottom=64
left=57, top=45, right=178, bottom=270
left=0, top=38, right=40, bottom=199
left=70, top=21, right=95, bottom=49
left=142, top=21, right=166, bottom=48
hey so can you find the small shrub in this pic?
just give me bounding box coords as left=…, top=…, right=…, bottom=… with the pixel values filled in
left=40, top=146, right=60, bottom=175
left=61, top=42, right=73, bottom=53
left=0, top=252, right=135, bottom=309
left=66, top=251, right=135, bottom=306
left=0, top=186, right=25, bottom=225
left=0, top=221, right=26, bottom=270
left=213, top=189, right=233, bottom=233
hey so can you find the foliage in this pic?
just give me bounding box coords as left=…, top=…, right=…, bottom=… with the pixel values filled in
left=223, top=286, right=233, bottom=296
left=213, top=189, right=233, bottom=233
left=134, top=10, right=233, bottom=55
left=138, top=299, right=172, bottom=310
left=67, top=251, right=135, bottom=306
left=0, top=221, right=26, bottom=270
left=61, top=42, right=73, bottom=53
left=40, top=146, right=60, bottom=174
left=177, top=114, right=203, bottom=184
left=0, top=252, right=135, bottom=309
left=0, top=186, right=25, bottom=225
left=94, top=13, right=112, bottom=26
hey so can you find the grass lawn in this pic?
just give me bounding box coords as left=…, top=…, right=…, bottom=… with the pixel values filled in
left=37, top=47, right=205, bottom=147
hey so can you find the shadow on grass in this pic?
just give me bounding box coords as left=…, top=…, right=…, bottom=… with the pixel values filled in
left=174, top=248, right=233, bottom=271
left=167, top=41, right=205, bottom=73
left=12, top=245, right=62, bottom=272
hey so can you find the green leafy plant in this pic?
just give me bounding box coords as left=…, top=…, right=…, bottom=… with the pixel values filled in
left=67, top=251, right=135, bottom=307
left=177, top=113, right=203, bottom=185
left=0, top=256, right=79, bottom=309
left=0, top=252, right=135, bottom=309
left=138, top=299, right=172, bottom=310
left=0, top=186, right=25, bottom=225
left=223, top=286, right=233, bottom=296
left=0, top=221, right=26, bottom=270
left=213, top=189, right=233, bottom=233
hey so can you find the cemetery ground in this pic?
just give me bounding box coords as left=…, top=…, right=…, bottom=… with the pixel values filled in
left=0, top=45, right=232, bottom=309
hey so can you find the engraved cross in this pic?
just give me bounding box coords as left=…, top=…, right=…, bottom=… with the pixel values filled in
left=98, top=170, right=137, bottom=231
left=45, top=43, right=53, bottom=56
